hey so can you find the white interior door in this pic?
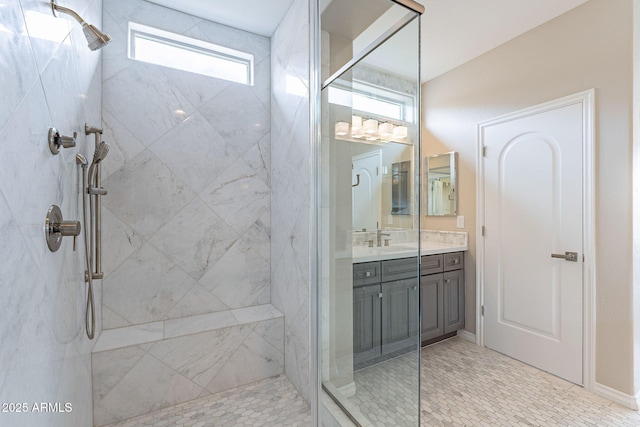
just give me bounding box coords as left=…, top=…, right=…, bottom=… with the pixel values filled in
left=352, top=151, right=381, bottom=231
left=482, top=101, right=584, bottom=385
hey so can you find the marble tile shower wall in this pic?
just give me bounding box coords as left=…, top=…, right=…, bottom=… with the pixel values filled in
left=0, top=1, right=103, bottom=426
left=271, top=0, right=312, bottom=403
left=93, top=0, right=280, bottom=424
left=101, top=0, right=271, bottom=329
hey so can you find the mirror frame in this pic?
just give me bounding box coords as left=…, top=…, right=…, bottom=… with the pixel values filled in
left=424, top=151, right=457, bottom=217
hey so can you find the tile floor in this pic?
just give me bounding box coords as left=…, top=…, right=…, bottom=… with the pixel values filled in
left=104, top=337, right=640, bottom=426
left=103, top=375, right=311, bottom=427
left=420, top=337, right=640, bottom=427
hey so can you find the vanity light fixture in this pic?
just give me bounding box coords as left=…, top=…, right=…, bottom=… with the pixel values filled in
left=335, top=121, right=349, bottom=136
left=379, top=122, right=394, bottom=139
left=352, top=115, right=362, bottom=130
left=393, top=125, right=408, bottom=139
left=334, top=117, right=411, bottom=145
left=364, top=119, right=379, bottom=135
left=351, top=115, right=364, bottom=138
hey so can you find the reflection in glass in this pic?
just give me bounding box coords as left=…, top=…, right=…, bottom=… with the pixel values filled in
left=425, top=152, right=457, bottom=216
left=319, top=8, right=421, bottom=426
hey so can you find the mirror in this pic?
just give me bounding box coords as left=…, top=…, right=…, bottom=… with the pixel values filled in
left=425, top=151, right=457, bottom=216
left=352, top=143, right=414, bottom=230
left=391, top=160, right=411, bottom=215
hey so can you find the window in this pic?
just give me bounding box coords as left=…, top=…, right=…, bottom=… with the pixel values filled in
left=128, top=22, right=254, bottom=85
left=327, top=80, right=415, bottom=122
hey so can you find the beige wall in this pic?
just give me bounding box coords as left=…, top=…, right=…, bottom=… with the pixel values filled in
left=633, top=0, right=640, bottom=400
left=421, top=0, right=633, bottom=395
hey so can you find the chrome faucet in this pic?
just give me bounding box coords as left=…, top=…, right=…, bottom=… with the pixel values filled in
left=377, top=229, right=390, bottom=247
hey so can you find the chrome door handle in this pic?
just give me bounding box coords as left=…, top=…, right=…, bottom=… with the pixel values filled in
left=551, top=251, right=578, bottom=262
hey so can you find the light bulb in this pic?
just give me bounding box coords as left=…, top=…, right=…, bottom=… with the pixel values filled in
left=335, top=121, right=349, bottom=136
left=379, top=122, right=394, bottom=138
left=393, top=125, right=408, bottom=139
left=352, top=115, right=362, bottom=130
left=364, top=119, right=378, bottom=135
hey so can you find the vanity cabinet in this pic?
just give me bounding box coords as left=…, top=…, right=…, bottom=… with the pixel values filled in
left=420, top=252, right=465, bottom=344
left=353, top=258, right=418, bottom=368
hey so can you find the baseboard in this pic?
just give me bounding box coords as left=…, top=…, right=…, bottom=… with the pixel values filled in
left=592, top=382, right=639, bottom=410
left=457, top=329, right=477, bottom=344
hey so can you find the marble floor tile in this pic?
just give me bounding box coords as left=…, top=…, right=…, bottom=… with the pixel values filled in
left=102, top=375, right=310, bottom=427
left=101, top=337, right=640, bottom=427
left=347, top=337, right=640, bottom=427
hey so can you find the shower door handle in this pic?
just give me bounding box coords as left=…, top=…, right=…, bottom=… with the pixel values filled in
left=551, top=251, right=578, bottom=262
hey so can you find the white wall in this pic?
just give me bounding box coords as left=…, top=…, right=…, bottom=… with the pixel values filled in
left=271, top=0, right=312, bottom=402
left=422, top=0, right=633, bottom=396
left=93, top=0, right=284, bottom=424
left=101, top=0, right=272, bottom=330
left=0, top=0, right=103, bottom=425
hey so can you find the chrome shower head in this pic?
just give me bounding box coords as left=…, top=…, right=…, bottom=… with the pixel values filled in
left=82, top=23, right=112, bottom=51
left=92, top=142, right=110, bottom=164
left=51, top=1, right=112, bottom=51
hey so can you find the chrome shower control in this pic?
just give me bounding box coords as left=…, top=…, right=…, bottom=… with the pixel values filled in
left=48, top=127, right=77, bottom=154
left=45, top=205, right=81, bottom=252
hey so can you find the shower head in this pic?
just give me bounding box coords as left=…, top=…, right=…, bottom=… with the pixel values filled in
left=88, top=142, right=109, bottom=186
left=51, top=1, right=112, bottom=51
left=92, top=142, right=110, bottom=164
left=82, top=23, right=112, bottom=51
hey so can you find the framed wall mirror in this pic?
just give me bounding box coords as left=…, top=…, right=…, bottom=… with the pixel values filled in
left=425, top=151, right=457, bottom=216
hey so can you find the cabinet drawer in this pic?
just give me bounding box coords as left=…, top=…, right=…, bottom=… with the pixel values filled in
left=381, top=258, right=417, bottom=282
left=443, top=252, right=463, bottom=271
left=353, top=261, right=381, bottom=286
left=420, top=254, right=443, bottom=275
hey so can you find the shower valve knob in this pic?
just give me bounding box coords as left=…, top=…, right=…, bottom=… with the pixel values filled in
left=45, top=205, right=81, bottom=252
left=48, top=127, right=77, bottom=154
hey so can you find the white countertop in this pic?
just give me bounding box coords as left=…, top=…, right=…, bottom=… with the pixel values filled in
left=342, top=241, right=468, bottom=263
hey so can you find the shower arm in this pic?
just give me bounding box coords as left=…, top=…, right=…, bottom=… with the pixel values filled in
left=51, top=2, right=88, bottom=26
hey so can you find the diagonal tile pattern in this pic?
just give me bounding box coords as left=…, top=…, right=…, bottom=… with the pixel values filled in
left=96, top=1, right=281, bottom=424
left=101, top=0, right=272, bottom=328
left=92, top=312, right=284, bottom=426
left=270, top=0, right=312, bottom=403
left=101, top=337, right=640, bottom=427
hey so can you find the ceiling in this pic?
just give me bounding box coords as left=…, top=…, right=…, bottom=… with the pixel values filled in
left=144, top=0, right=296, bottom=38
left=145, top=0, right=589, bottom=82
left=419, top=0, right=588, bottom=81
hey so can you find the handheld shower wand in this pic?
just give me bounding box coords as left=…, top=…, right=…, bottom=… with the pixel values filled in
left=88, top=141, right=109, bottom=280
left=76, top=153, right=95, bottom=340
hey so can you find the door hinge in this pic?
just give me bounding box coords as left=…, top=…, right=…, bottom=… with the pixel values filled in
left=481, top=226, right=485, bottom=237
left=376, top=166, right=379, bottom=176
left=481, top=305, right=485, bottom=316
left=482, top=146, right=487, bottom=157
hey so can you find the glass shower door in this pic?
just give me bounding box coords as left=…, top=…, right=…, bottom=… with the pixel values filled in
left=318, top=4, right=421, bottom=425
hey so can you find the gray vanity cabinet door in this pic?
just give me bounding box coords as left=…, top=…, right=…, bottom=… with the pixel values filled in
left=354, top=284, right=382, bottom=365
left=443, top=269, right=465, bottom=333
left=381, top=278, right=419, bottom=355
left=420, top=273, right=444, bottom=341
